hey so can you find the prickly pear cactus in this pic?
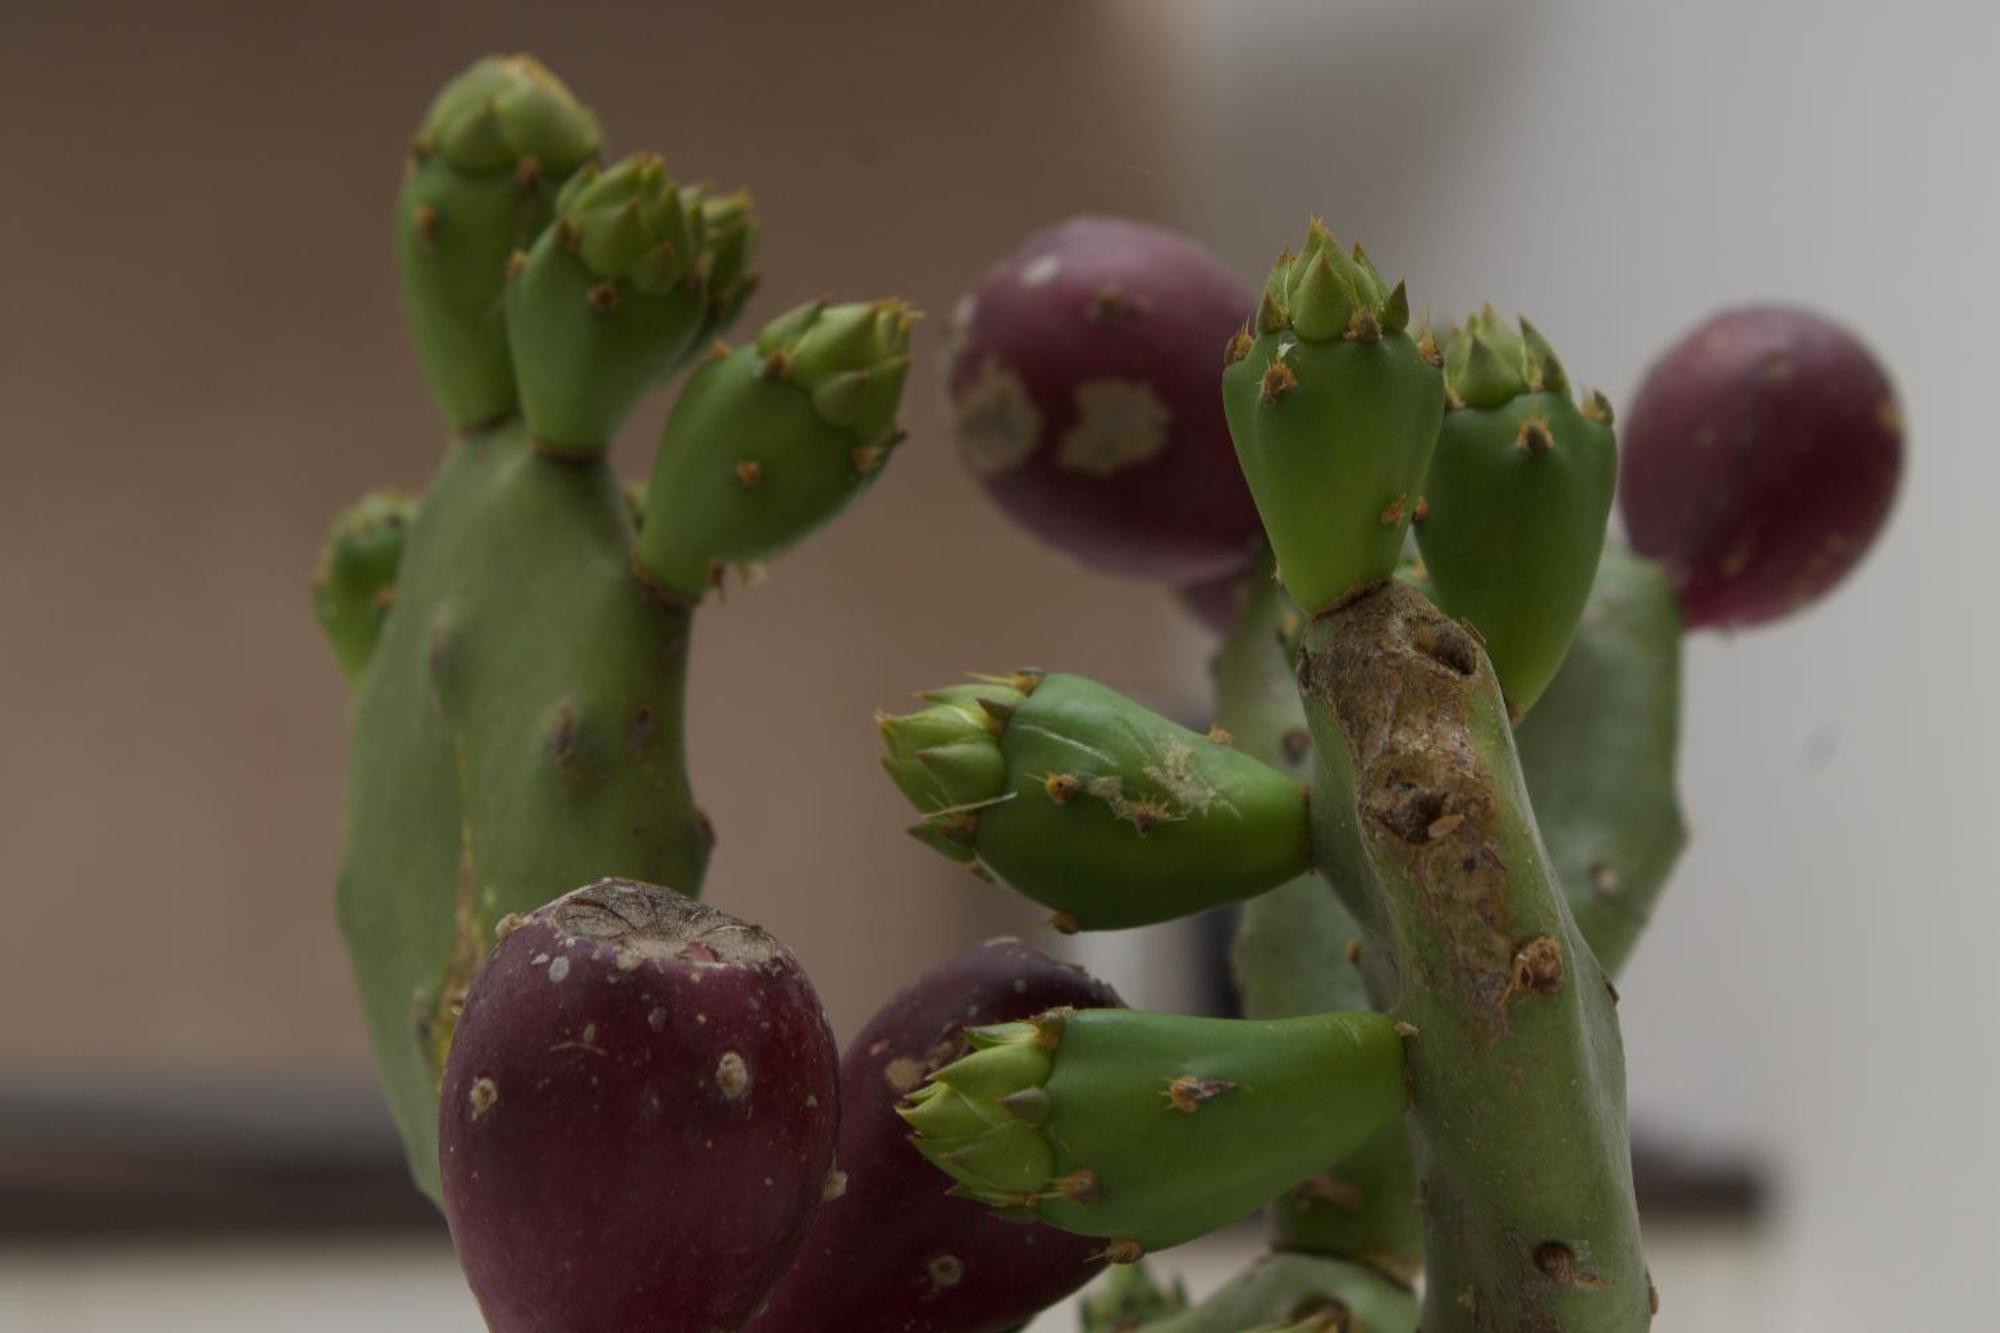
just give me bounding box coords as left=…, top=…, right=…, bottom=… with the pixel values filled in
left=316, top=55, right=915, bottom=1200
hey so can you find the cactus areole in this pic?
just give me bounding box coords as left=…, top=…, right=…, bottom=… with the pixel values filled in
left=440, top=881, right=839, bottom=1333
left=946, top=215, right=1264, bottom=582
left=1619, top=305, right=1902, bottom=629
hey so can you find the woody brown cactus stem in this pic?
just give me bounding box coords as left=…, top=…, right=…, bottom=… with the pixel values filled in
left=1297, top=581, right=1651, bottom=1332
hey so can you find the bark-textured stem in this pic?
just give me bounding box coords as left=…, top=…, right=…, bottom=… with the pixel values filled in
left=1216, top=564, right=1423, bottom=1284
left=1298, top=581, right=1651, bottom=1332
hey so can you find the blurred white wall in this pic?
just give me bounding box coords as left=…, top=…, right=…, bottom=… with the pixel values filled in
left=1168, top=2, right=1998, bottom=1326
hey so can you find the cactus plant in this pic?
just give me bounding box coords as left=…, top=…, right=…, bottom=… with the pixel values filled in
left=323, top=56, right=1903, bottom=1332
left=315, top=54, right=915, bottom=1203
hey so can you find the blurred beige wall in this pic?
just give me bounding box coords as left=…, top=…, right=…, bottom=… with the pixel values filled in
left=0, top=1, right=1211, bottom=1075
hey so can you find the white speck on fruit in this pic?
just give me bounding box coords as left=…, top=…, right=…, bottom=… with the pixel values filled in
left=928, top=1254, right=965, bottom=1290
left=717, top=1051, right=751, bottom=1100
left=469, top=1077, right=499, bottom=1120
left=1057, top=379, right=1171, bottom=477
left=822, top=1167, right=849, bottom=1201
left=547, top=956, right=571, bottom=983
left=884, top=1056, right=925, bottom=1094
left=648, top=1006, right=668, bottom=1031
left=1019, top=254, right=1061, bottom=287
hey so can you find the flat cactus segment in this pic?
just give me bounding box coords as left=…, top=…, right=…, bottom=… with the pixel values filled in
left=313, top=489, right=417, bottom=683
left=337, top=420, right=707, bottom=1201
left=504, top=152, right=715, bottom=453
left=903, top=1007, right=1406, bottom=1252
left=634, top=299, right=914, bottom=602
left=1515, top=543, right=1687, bottom=977
left=395, top=56, right=602, bottom=431
left=879, top=672, right=1312, bottom=929
left=1222, top=225, right=1444, bottom=615
left=1298, top=583, right=1650, bottom=1331
left=1416, top=314, right=1617, bottom=717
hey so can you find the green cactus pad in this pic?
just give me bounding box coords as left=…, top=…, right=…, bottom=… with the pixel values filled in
left=313, top=489, right=417, bottom=683
left=901, top=1007, right=1405, bottom=1252
left=1515, top=543, right=1686, bottom=976
left=1222, top=223, right=1445, bottom=615
left=394, top=55, right=601, bottom=431
left=504, top=153, right=717, bottom=454
left=633, top=298, right=915, bottom=601
left=878, top=672, right=1311, bottom=929
left=1414, top=309, right=1617, bottom=717
left=334, top=420, right=708, bottom=1200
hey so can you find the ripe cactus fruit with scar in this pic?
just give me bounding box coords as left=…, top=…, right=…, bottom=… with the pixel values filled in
left=1619, top=305, right=1902, bottom=629
left=1415, top=307, right=1618, bottom=716
left=901, top=1006, right=1405, bottom=1252
left=876, top=672, right=1311, bottom=929
left=752, top=937, right=1121, bottom=1333
left=318, top=53, right=914, bottom=1201
left=1221, top=220, right=1445, bottom=614
left=439, top=880, right=838, bottom=1333
left=946, top=215, right=1262, bottom=581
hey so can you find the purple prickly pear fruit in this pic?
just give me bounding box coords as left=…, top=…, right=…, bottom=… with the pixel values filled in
left=1619, top=305, right=1903, bottom=629
left=751, top=936, right=1123, bottom=1333
left=946, top=215, right=1262, bottom=582
left=440, top=880, right=839, bottom=1333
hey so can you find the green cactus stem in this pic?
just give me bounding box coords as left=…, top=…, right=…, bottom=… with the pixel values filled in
left=633, top=297, right=915, bottom=602
left=1297, top=580, right=1650, bottom=1331
left=313, top=489, right=417, bottom=683
left=1515, top=542, right=1687, bottom=976
left=395, top=55, right=601, bottom=431
left=876, top=671, right=1311, bottom=930
left=901, top=1006, right=1404, bottom=1252
left=1221, top=222, right=1445, bottom=615
left=1217, top=555, right=1423, bottom=1282
left=1416, top=308, right=1618, bottom=717
left=1137, top=1252, right=1417, bottom=1333
left=504, top=153, right=732, bottom=455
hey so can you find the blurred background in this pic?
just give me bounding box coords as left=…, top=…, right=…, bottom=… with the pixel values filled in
left=0, top=1, right=1992, bottom=1328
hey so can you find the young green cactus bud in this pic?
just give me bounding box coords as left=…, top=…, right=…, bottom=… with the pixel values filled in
left=632, top=297, right=916, bottom=601
left=1222, top=222, right=1445, bottom=614
left=504, top=152, right=716, bottom=454
left=1079, top=1261, right=1190, bottom=1332
left=1415, top=308, right=1617, bottom=716
left=877, top=672, right=1311, bottom=929
left=1137, top=1253, right=1418, bottom=1333
left=396, top=55, right=601, bottom=430
left=900, top=1007, right=1405, bottom=1252
left=691, top=188, right=760, bottom=344
left=312, top=489, right=416, bottom=683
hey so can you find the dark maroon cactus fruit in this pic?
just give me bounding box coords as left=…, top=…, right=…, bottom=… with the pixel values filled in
left=439, top=879, right=839, bottom=1333
left=750, top=936, right=1124, bottom=1333
left=946, top=215, right=1262, bottom=583
left=1619, top=305, right=1904, bottom=630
